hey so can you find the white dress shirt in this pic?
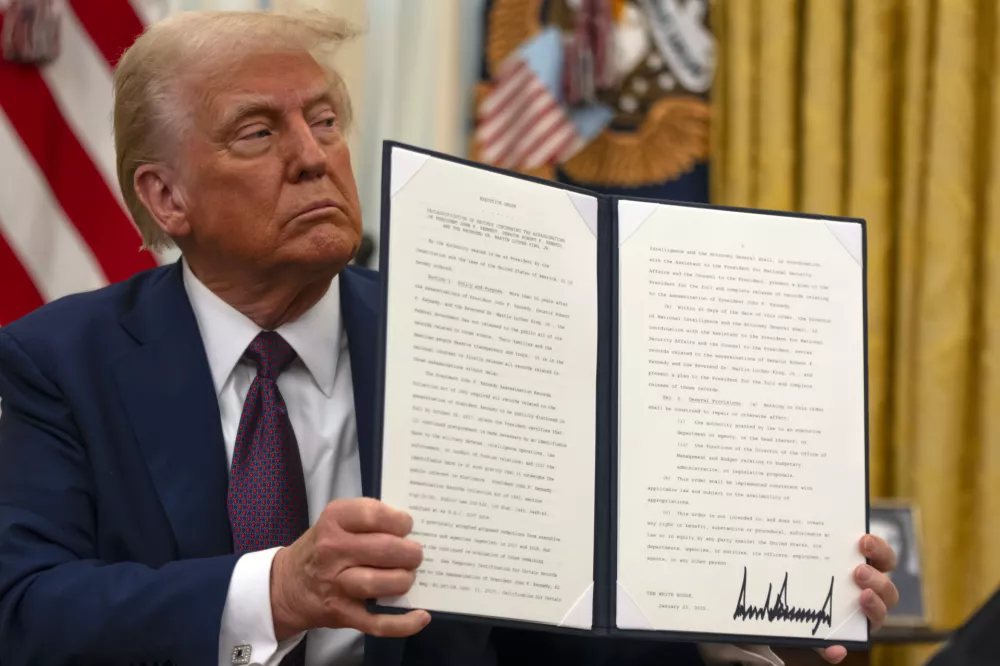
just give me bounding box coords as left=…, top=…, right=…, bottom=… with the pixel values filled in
left=182, top=262, right=364, bottom=666
left=182, top=260, right=783, bottom=666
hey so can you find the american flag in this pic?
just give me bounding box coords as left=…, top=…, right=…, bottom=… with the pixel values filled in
left=474, top=26, right=613, bottom=173
left=0, top=0, right=170, bottom=326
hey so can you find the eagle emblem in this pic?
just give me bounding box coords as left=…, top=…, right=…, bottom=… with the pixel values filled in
left=474, top=0, right=716, bottom=188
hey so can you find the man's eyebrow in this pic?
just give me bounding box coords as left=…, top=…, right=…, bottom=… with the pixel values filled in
left=217, top=95, right=281, bottom=133
left=300, top=85, right=339, bottom=112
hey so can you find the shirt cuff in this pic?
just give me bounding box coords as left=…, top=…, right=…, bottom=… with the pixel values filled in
left=697, top=643, right=785, bottom=666
left=219, top=547, right=306, bottom=666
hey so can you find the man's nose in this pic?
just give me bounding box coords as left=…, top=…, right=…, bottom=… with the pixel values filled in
left=285, top=118, right=327, bottom=182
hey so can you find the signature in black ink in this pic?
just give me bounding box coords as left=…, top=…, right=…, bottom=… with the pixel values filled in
left=732, top=566, right=834, bottom=635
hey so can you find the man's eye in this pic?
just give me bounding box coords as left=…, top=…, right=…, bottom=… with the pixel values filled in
left=314, top=116, right=337, bottom=129
left=239, top=127, right=271, bottom=140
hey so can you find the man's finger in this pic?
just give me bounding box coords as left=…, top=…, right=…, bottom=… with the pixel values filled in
left=337, top=498, right=414, bottom=537
left=345, top=603, right=431, bottom=638
left=339, top=567, right=416, bottom=600
left=855, top=564, right=899, bottom=610
left=816, top=645, right=847, bottom=664
left=860, top=588, right=888, bottom=630
left=860, top=534, right=897, bottom=573
left=348, top=533, right=423, bottom=570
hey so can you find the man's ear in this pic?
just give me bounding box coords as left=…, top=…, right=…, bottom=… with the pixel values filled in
left=134, top=164, right=191, bottom=239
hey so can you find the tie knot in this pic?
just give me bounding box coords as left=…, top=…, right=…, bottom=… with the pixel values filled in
left=244, top=331, right=297, bottom=379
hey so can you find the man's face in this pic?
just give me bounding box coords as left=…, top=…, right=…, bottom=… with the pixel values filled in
left=871, top=519, right=903, bottom=566
left=177, top=50, right=362, bottom=275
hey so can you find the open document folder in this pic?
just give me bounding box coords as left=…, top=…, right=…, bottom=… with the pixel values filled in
left=367, top=141, right=871, bottom=652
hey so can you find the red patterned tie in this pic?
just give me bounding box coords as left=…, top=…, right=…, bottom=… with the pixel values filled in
left=227, top=331, right=309, bottom=665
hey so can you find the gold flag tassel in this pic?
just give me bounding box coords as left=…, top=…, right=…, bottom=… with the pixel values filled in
left=1, top=0, right=63, bottom=65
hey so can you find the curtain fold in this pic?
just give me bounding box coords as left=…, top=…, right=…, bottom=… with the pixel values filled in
left=756, top=0, right=797, bottom=211
left=353, top=0, right=475, bottom=256
left=177, top=0, right=263, bottom=10
left=711, top=2, right=1000, bottom=664
left=799, top=0, right=846, bottom=216
left=981, top=0, right=1000, bottom=604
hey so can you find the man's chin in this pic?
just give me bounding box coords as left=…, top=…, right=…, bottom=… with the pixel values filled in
left=277, top=229, right=359, bottom=274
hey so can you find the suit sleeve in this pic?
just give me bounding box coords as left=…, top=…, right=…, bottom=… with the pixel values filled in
left=0, top=329, right=240, bottom=666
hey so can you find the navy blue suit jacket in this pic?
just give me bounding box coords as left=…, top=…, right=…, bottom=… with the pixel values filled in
left=0, top=263, right=497, bottom=666
left=0, top=262, right=705, bottom=666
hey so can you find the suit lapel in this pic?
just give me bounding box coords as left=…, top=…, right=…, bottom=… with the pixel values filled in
left=115, top=263, right=233, bottom=558
left=339, top=267, right=378, bottom=498
left=340, top=267, right=408, bottom=666
left=114, top=265, right=381, bottom=558
left=116, top=264, right=404, bottom=662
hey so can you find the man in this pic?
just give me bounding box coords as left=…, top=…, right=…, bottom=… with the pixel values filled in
left=870, top=508, right=925, bottom=623
left=0, top=10, right=898, bottom=666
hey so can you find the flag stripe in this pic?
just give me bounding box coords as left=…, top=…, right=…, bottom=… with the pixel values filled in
left=524, top=121, right=576, bottom=169
left=69, top=0, right=145, bottom=68
left=0, top=109, right=108, bottom=304
left=41, top=6, right=123, bottom=204
left=554, top=134, right=584, bottom=164
left=0, top=63, right=156, bottom=283
left=1, top=3, right=156, bottom=325
left=494, top=99, right=562, bottom=167
left=478, top=82, right=547, bottom=149
left=478, top=62, right=530, bottom=119
left=0, top=230, right=45, bottom=325
left=504, top=108, right=567, bottom=167
left=546, top=130, right=581, bottom=166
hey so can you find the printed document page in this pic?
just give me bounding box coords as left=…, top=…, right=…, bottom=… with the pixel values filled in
left=378, top=147, right=599, bottom=628
left=616, top=201, right=868, bottom=643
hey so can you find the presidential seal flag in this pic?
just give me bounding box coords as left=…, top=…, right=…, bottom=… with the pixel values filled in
left=0, top=0, right=169, bottom=326
left=475, top=26, right=614, bottom=171
left=473, top=0, right=715, bottom=202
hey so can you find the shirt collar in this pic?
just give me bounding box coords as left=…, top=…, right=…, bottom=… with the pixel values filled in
left=182, top=259, right=342, bottom=399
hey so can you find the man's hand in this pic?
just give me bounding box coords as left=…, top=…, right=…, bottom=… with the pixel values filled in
left=818, top=534, right=900, bottom=664
left=269, top=498, right=431, bottom=640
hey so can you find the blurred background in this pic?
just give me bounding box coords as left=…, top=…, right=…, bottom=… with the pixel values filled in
left=1, top=1, right=997, bottom=664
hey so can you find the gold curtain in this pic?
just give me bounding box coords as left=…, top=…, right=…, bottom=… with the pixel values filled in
left=710, top=1, right=1000, bottom=664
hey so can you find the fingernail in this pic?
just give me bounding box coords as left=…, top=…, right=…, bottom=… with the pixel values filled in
left=856, top=564, right=872, bottom=582
left=862, top=536, right=873, bottom=553
left=420, top=611, right=432, bottom=626
left=861, top=589, right=875, bottom=605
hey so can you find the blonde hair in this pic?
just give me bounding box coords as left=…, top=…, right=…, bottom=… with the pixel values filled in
left=112, top=10, right=358, bottom=250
